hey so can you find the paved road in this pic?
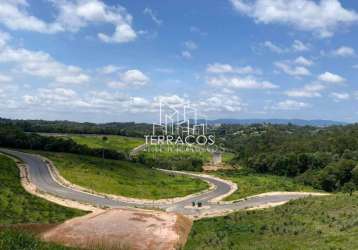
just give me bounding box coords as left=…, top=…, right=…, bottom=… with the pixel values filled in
left=0, top=148, right=318, bottom=218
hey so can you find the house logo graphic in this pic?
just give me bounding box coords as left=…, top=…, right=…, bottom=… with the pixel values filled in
left=144, top=101, right=215, bottom=151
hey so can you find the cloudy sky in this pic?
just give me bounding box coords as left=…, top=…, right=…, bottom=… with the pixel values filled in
left=0, top=0, right=358, bottom=123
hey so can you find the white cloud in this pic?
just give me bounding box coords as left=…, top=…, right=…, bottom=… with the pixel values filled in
left=155, top=68, right=174, bottom=74
left=275, top=61, right=311, bottom=77
left=0, top=74, right=12, bottom=83
left=0, top=31, right=11, bottom=48
left=97, top=26, right=136, bottom=44
left=129, top=96, right=151, bottom=109
left=206, top=62, right=275, bottom=90
left=23, top=88, right=133, bottom=111
left=181, top=50, right=192, bottom=59
left=184, top=40, right=198, bottom=50
left=285, top=83, right=324, bottom=98
left=263, top=41, right=285, bottom=53
left=0, top=0, right=63, bottom=33
left=0, top=0, right=137, bottom=44
left=39, top=88, right=76, bottom=100
left=294, top=56, right=313, bottom=66
left=108, top=69, right=150, bottom=88
left=263, top=40, right=309, bottom=53
left=189, top=26, right=207, bottom=36
left=20, top=90, right=235, bottom=117
left=98, top=65, right=121, bottom=74
left=330, top=92, right=350, bottom=101
left=207, top=76, right=278, bottom=89
left=107, top=81, right=127, bottom=89
left=318, top=72, right=345, bottom=83
left=151, top=93, right=244, bottom=113
left=23, top=95, right=38, bottom=105
left=143, top=8, right=162, bottom=25
left=230, top=0, right=358, bottom=37
left=197, top=93, right=244, bottom=112
left=0, top=45, right=90, bottom=85
left=207, top=63, right=234, bottom=73
left=273, top=99, right=309, bottom=110
left=154, top=95, right=187, bottom=106
left=88, top=91, right=129, bottom=108
left=0, top=31, right=89, bottom=85
left=121, top=69, right=149, bottom=86
left=23, top=87, right=85, bottom=107
left=57, top=74, right=90, bottom=85
left=56, top=0, right=137, bottom=43
left=206, top=63, right=257, bottom=74
left=292, top=40, right=309, bottom=51
left=332, top=46, right=356, bottom=57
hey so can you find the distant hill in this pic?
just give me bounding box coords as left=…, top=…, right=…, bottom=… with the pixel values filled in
left=0, top=117, right=152, bottom=137
left=203, top=119, right=348, bottom=127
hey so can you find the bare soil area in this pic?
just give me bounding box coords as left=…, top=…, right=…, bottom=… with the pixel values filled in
left=202, top=164, right=234, bottom=172
left=42, top=208, right=192, bottom=250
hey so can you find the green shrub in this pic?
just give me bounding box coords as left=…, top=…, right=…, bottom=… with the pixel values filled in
left=0, top=230, right=76, bottom=250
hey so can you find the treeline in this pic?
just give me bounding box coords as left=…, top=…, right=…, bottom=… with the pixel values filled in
left=247, top=152, right=358, bottom=193
left=0, top=125, right=126, bottom=160
left=0, top=118, right=151, bottom=137
left=135, top=155, right=204, bottom=172
left=220, top=124, right=358, bottom=193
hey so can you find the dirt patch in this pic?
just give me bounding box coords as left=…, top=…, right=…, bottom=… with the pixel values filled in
left=203, top=164, right=234, bottom=171
left=42, top=208, right=192, bottom=250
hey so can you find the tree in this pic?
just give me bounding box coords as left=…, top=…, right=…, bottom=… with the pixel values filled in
left=342, top=182, right=356, bottom=196
left=352, top=166, right=358, bottom=185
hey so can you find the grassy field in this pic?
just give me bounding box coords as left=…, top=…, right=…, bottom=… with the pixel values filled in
left=185, top=193, right=358, bottom=250
left=216, top=169, right=315, bottom=201
left=68, top=135, right=143, bottom=154
left=222, top=152, right=236, bottom=163
left=58, top=133, right=236, bottom=166
left=0, top=154, right=85, bottom=225
left=37, top=152, right=208, bottom=199
left=0, top=230, right=77, bottom=250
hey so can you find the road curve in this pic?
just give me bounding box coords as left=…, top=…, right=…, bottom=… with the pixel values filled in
left=0, top=148, right=323, bottom=218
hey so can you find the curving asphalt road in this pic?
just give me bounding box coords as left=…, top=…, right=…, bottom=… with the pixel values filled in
left=0, top=148, right=319, bottom=218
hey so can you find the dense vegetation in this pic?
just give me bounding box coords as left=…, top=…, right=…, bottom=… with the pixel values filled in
left=0, top=117, right=151, bottom=137
left=185, top=193, right=358, bottom=249
left=0, top=125, right=126, bottom=160
left=216, top=169, right=315, bottom=200
left=135, top=145, right=209, bottom=172
left=0, top=155, right=85, bottom=224
left=0, top=230, right=76, bottom=250
left=134, top=145, right=235, bottom=172
left=219, top=124, right=358, bottom=193
left=37, top=152, right=208, bottom=199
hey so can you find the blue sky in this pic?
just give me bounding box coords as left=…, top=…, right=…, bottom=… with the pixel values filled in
left=0, top=0, right=357, bottom=123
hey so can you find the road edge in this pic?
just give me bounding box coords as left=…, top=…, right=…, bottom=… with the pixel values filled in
left=39, top=154, right=220, bottom=206
left=0, top=152, right=100, bottom=212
